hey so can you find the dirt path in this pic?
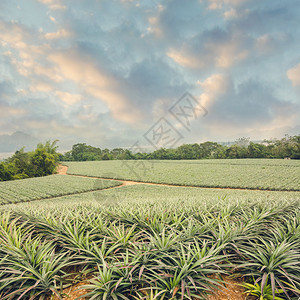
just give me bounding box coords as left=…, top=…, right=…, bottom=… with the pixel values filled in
left=57, top=164, right=68, bottom=175
left=49, top=276, right=247, bottom=300
left=57, top=164, right=291, bottom=192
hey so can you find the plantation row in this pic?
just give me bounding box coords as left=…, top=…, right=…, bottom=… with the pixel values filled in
left=150, top=159, right=300, bottom=166
left=0, top=175, right=122, bottom=205
left=0, top=193, right=299, bottom=299
left=3, top=184, right=300, bottom=213
left=65, top=159, right=300, bottom=191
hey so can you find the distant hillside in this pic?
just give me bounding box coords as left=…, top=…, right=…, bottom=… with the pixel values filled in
left=0, top=132, right=39, bottom=153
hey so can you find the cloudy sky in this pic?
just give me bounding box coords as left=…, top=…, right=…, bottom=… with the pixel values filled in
left=0, top=0, right=300, bottom=150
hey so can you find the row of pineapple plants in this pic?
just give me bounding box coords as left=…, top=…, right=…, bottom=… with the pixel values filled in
left=64, top=160, right=300, bottom=191
left=0, top=199, right=300, bottom=299
left=0, top=176, right=122, bottom=205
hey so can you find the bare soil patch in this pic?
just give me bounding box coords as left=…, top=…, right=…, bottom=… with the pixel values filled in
left=49, top=276, right=247, bottom=300
left=57, top=164, right=68, bottom=175
left=50, top=281, right=88, bottom=300
left=208, top=276, right=248, bottom=300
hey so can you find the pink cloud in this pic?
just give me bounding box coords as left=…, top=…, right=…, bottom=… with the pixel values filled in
left=48, top=51, right=143, bottom=124
left=287, top=63, right=300, bottom=87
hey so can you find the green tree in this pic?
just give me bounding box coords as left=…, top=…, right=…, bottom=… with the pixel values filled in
left=7, top=147, right=31, bottom=174
left=177, top=144, right=199, bottom=159
left=199, top=142, right=222, bottom=158
left=211, top=145, right=227, bottom=159
left=0, top=162, right=15, bottom=181
left=290, top=135, right=300, bottom=158
left=71, top=143, right=88, bottom=161
left=0, top=140, right=59, bottom=181
left=30, top=147, right=57, bottom=177
left=101, top=153, right=111, bottom=160
left=226, top=144, right=246, bottom=158
left=38, top=140, right=59, bottom=156
left=248, top=142, right=265, bottom=158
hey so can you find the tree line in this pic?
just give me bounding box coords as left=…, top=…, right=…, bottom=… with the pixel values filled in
left=1, top=135, right=298, bottom=182
left=59, top=135, right=300, bottom=161
left=0, top=141, right=59, bottom=181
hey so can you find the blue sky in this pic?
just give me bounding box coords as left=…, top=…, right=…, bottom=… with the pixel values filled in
left=0, top=0, right=299, bottom=150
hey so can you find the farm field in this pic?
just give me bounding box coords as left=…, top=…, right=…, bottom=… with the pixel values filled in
left=0, top=160, right=300, bottom=300
left=2, top=184, right=300, bottom=213
left=1, top=186, right=300, bottom=299
left=64, top=159, right=300, bottom=191
left=2, top=0, right=300, bottom=298
left=0, top=174, right=122, bottom=205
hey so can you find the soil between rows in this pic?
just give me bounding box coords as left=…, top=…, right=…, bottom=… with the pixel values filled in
left=49, top=276, right=248, bottom=300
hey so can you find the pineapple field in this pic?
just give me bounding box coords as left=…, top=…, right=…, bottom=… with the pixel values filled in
left=0, top=175, right=122, bottom=205
left=64, top=159, right=300, bottom=191
left=0, top=159, right=299, bottom=299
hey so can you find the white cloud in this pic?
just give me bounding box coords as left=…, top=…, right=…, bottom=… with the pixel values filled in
left=45, top=28, right=71, bottom=40
left=215, top=42, right=248, bottom=68
left=37, top=0, right=66, bottom=10
left=167, top=30, right=250, bottom=70
left=208, top=0, right=248, bottom=10
left=0, top=20, right=27, bottom=49
left=48, top=50, right=143, bottom=124
left=55, top=91, right=82, bottom=105
left=49, top=15, right=56, bottom=23
left=167, top=49, right=204, bottom=69
left=255, top=34, right=272, bottom=53
left=224, top=8, right=238, bottom=19
left=30, top=81, right=53, bottom=93
left=147, top=16, right=163, bottom=38
left=197, top=73, right=232, bottom=108
left=287, top=63, right=300, bottom=87
left=0, top=106, right=26, bottom=118
left=197, top=73, right=231, bottom=94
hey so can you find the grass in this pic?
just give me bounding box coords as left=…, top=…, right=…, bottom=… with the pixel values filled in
left=64, top=159, right=300, bottom=191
